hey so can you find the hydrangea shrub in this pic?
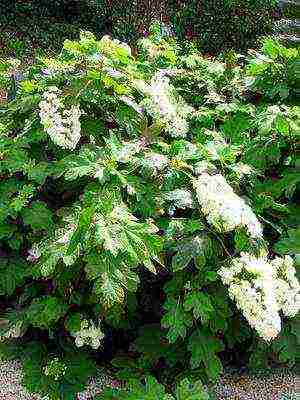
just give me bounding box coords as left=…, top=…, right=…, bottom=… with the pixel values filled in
left=0, top=26, right=299, bottom=399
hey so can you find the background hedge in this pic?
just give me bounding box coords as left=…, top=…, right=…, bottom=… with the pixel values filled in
left=168, top=0, right=279, bottom=53
left=0, top=0, right=279, bottom=53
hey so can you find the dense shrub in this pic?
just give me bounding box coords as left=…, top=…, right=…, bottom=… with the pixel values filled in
left=1, top=0, right=279, bottom=53
left=0, top=26, right=299, bottom=399
left=169, top=0, right=279, bottom=53
left=0, top=1, right=166, bottom=58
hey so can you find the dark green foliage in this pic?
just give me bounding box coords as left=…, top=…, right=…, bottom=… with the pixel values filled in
left=169, top=0, right=279, bottom=53
left=188, top=329, right=223, bottom=380
left=0, top=0, right=279, bottom=56
left=0, top=258, right=28, bottom=296
left=25, top=296, right=68, bottom=329
left=245, top=38, right=299, bottom=101
left=21, top=344, right=96, bottom=400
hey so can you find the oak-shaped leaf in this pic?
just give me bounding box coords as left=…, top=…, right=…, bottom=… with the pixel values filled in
left=171, top=234, right=215, bottom=272
left=162, top=297, right=193, bottom=343
left=184, top=292, right=214, bottom=324
left=60, top=146, right=105, bottom=181
left=0, top=258, right=29, bottom=296
left=85, top=250, right=140, bottom=308
left=21, top=201, right=53, bottom=230
left=273, top=227, right=300, bottom=257
left=25, top=296, right=68, bottom=329
left=93, top=203, right=162, bottom=273
left=188, top=328, right=223, bottom=382
left=174, top=378, right=210, bottom=400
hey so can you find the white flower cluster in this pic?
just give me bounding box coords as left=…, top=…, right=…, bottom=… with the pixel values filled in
left=140, top=71, right=193, bottom=137
left=27, top=244, right=42, bottom=262
left=273, top=256, right=300, bottom=318
left=115, top=139, right=145, bottom=163
left=164, top=189, right=193, bottom=209
left=219, top=253, right=300, bottom=341
left=141, top=152, right=169, bottom=174
left=193, top=173, right=263, bottom=238
left=39, top=86, right=82, bottom=150
left=72, top=319, right=105, bottom=349
left=230, top=162, right=255, bottom=179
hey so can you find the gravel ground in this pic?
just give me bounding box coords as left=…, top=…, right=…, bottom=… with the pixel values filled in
left=0, top=360, right=298, bottom=400
left=0, top=360, right=40, bottom=400
left=213, top=370, right=299, bottom=400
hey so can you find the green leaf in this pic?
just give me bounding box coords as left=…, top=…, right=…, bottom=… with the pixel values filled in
left=94, top=273, right=125, bottom=307
left=115, top=103, right=145, bottom=136
left=21, top=343, right=50, bottom=395
left=208, top=287, right=231, bottom=334
left=64, top=352, right=96, bottom=389
left=171, top=235, right=215, bottom=272
left=234, top=229, right=252, bottom=253
left=255, top=169, right=300, bottom=200
left=93, top=204, right=162, bottom=273
left=290, top=319, right=300, bottom=345
left=81, top=117, right=106, bottom=138
left=275, top=114, right=290, bottom=135
left=67, top=206, right=94, bottom=255
left=174, top=379, right=210, bottom=400
left=2, top=148, right=29, bottom=173
left=0, top=223, right=17, bottom=240
left=172, top=252, right=193, bottom=272
left=184, top=292, right=214, bottom=323
left=248, top=343, right=269, bottom=372
left=7, top=94, right=41, bottom=114
left=65, top=313, right=82, bottom=333
left=110, top=355, right=146, bottom=383
left=26, top=162, right=55, bottom=185
left=162, top=297, right=193, bottom=343
left=188, top=328, right=223, bottom=381
left=21, top=201, right=53, bottom=230
left=274, top=227, right=300, bottom=256
left=25, top=297, right=68, bottom=329
left=272, top=325, right=298, bottom=364
left=0, top=258, right=28, bottom=296
left=85, top=250, right=139, bottom=307
left=123, top=376, right=168, bottom=400
left=162, top=218, right=204, bottom=241
left=134, top=324, right=171, bottom=363
left=20, top=344, right=96, bottom=400
left=221, top=113, right=250, bottom=144
left=9, top=184, right=36, bottom=213
left=61, top=147, right=105, bottom=181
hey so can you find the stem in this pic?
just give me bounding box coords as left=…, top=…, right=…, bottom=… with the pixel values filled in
left=207, top=226, right=232, bottom=259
